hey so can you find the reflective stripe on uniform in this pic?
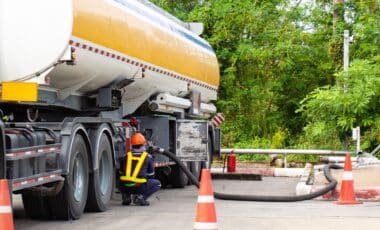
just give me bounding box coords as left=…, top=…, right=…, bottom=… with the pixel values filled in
left=120, top=151, right=148, bottom=183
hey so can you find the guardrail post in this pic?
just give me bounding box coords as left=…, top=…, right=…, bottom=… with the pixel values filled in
left=284, top=153, right=287, bottom=168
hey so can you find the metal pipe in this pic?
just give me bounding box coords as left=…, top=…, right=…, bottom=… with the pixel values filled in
left=320, top=156, right=357, bottom=163
left=343, top=30, right=350, bottom=93
left=221, top=149, right=350, bottom=155
left=370, top=145, right=380, bottom=156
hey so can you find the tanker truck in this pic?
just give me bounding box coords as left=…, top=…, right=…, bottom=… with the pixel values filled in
left=0, top=0, right=222, bottom=220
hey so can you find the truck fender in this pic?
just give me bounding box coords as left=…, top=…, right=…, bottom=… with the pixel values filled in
left=88, top=124, right=115, bottom=171
left=208, top=124, right=221, bottom=157
left=60, top=123, right=92, bottom=175
left=208, top=124, right=216, bottom=154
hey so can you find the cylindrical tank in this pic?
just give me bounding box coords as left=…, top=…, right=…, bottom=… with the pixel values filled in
left=0, top=0, right=219, bottom=114
left=0, top=0, right=73, bottom=82
left=227, top=153, right=237, bottom=173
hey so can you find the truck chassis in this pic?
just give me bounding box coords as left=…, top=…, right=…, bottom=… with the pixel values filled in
left=0, top=103, right=220, bottom=220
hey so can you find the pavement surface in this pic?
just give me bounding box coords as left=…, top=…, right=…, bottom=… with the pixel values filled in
left=13, top=177, right=380, bottom=230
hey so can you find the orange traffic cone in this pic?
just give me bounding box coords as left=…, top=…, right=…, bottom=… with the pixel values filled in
left=0, top=179, right=14, bottom=230
left=334, top=153, right=362, bottom=205
left=194, top=169, right=218, bottom=230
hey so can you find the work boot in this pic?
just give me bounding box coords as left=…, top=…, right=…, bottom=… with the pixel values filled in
left=133, top=195, right=150, bottom=206
left=122, top=193, right=132, bottom=206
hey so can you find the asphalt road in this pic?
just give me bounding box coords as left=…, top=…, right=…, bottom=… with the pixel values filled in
left=13, top=177, right=380, bottom=230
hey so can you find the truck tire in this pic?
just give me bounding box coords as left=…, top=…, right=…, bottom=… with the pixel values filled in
left=86, top=133, right=113, bottom=212
left=190, top=161, right=202, bottom=183
left=155, top=168, right=170, bottom=188
left=203, top=133, right=214, bottom=169
left=169, top=163, right=189, bottom=188
left=22, top=193, right=51, bottom=219
left=49, top=134, right=89, bottom=220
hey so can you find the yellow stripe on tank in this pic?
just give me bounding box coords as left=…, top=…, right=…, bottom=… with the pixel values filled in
left=72, top=0, right=219, bottom=87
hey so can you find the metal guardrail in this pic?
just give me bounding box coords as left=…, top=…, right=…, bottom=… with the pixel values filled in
left=221, top=148, right=351, bottom=168
left=370, top=145, right=380, bottom=156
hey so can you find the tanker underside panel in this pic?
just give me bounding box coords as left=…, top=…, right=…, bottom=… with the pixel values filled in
left=138, top=116, right=208, bottom=163
left=176, top=120, right=208, bottom=161
left=138, top=116, right=174, bottom=167
left=46, top=36, right=218, bottom=117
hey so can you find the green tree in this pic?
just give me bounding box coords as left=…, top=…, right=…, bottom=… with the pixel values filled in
left=298, top=59, right=380, bottom=150
left=298, top=0, right=380, bottom=152
left=187, top=0, right=332, bottom=147
left=152, top=0, right=379, bottom=153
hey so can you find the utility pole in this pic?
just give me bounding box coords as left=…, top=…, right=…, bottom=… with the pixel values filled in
left=333, top=0, right=344, bottom=33
left=343, top=30, right=349, bottom=92
left=343, top=30, right=360, bottom=154
left=342, top=29, right=350, bottom=150
left=352, top=126, right=361, bottom=155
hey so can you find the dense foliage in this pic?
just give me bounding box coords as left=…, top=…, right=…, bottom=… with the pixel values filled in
left=152, top=0, right=380, bottom=154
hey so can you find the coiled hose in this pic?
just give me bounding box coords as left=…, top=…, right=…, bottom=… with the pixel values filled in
left=157, top=148, right=342, bottom=202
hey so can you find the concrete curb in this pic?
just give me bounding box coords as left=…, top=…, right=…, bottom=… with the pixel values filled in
left=211, top=173, right=262, bottom=180
left=312, top=186, right=380, bottom=201
left=295, top=163, right=313, bottom=196
left=211, top=167, right=305, bottom=177
left=311, top=164, right=380, bottom=201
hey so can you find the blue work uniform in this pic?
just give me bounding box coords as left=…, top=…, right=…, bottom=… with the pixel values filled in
left=119, top=145, right=161, bottom=200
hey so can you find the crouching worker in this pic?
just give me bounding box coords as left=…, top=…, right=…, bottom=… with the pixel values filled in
left=119, top=133, right=161, bottom=206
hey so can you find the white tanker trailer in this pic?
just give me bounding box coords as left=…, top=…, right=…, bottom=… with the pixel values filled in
left=0, top=0, right=222, bottom=220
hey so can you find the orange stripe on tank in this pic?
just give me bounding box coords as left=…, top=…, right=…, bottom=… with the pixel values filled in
left=72, top=0, right=219, bottom=87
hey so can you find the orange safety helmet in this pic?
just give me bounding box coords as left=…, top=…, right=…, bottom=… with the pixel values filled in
left=131, top=133, right=146, bottom=146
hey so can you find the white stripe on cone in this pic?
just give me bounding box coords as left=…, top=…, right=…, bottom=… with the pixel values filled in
left=342, top=171, right=353, bottom=181
left=0, top=206, right=12, bottom=214
left=194, top=222, right=218, bottom=229
left=197, top=195, right=215, bottom=203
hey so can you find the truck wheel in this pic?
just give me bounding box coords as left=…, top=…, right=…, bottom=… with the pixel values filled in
left=49, top=134, right=89, bottom=220
left=155, top=168, right=170, bottom=188
left=190, top=161, right=202, bottom=183
left=86, top=133, right=113, bottom=212
left=170, top=164, right=189, bottom=188
left=202, top=133, right=214, bottom=169
left=22, top=193, right=51, bottom=219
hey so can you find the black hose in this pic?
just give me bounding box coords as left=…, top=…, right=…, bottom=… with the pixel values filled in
left=157, top=148, right=342, bottom=202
